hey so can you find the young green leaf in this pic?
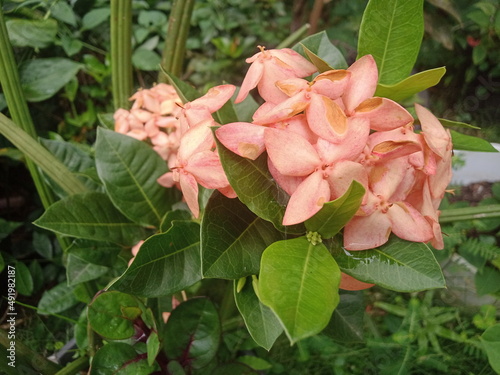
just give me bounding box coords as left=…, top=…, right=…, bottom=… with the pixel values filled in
left=330, top=236, right=446, bottom=292
left=202, top=191, right=284, bottom=279
left=450, top=130, right=498, bottom=152
left=305, top=181, right=365, bottom=239
left=374, top=67, right=446, bottom=102
left=234, top=278, right=283, bottom=350
left=358, top=0, right=424, bottom=84
left=293, top=31, right=347, bottom=70
left=258, top=237, right=341, bottom=344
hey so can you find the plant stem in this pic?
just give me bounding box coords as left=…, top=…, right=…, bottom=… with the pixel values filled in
left=0, top=114, right=88, bottom=196
left=0, top=7, right=55, bottom=210
left=110, top=0, right=133, bottom=110
left=54, top=356, right=89, bottom=375
left=158, top=0, right=195, bottom=82
left=439, top=204, right=500, bottom=223
left=276, top=23, right=311, bottom=49
left=0, top=329, right=62, bottom=374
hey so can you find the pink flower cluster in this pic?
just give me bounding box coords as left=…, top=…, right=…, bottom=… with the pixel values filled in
left=114, top=46, right=452, bottom=255
left=214, top=47, right=452, bottom=251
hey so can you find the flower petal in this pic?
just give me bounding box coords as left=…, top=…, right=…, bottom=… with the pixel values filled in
left=215, top=122, right=266, bottom=160
left=307, top=94, right=348, bottom=143
left=185, top=151, right=229, bottom=189
left=343, top=55, right=378, bottom=115
left=388, top=202, right=433, bottom=243
left=283, top=171, right=330, bottom=225
left=264, top=128, right=321, bottom=176
left=344, top=211, right=392, bottom=250
left=179, top=172, right=199, bottom=217
left=339, top=273, right=374, bottom=291
left=355, top=97, right=414, bottom=131
left=235, top=61, right=264, bottom=103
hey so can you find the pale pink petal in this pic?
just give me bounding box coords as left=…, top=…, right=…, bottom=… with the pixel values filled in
left=179, top=172, right=199, bottom=217
left=274, top=114, right=318, bottom=144
left=185, top=151, right=229, bottom=189
left=275, top=78, right=309, bottom=97
left=343, top=55, right=378, bottom=115
left=283, top=171, right=330, bottom=225
left=344, top=211, right=392, bottom=250
left=218, top=185, right=237, bottom=198
left=268, top=158, right=304, bottom=196
left=339, top=273, right=374, bottom=291
left=194, top=84, right=236, bottom=113
left=270, top=48, right=317, bottom=77
left=370, top=158, right=411, bottom=200
left=264, top=128, right=321, bottom=176
left=415, top=103, right=451, bottom=159
left=178, top=123, right=214, bottom=162
left=355, top=98, right=414, bottom=131
left=258, top=60, right=296, bottom=104
left=253, top=91, right=309, bottom=125
left=215, top=122, right=266, bottom=160
left=368, top=127, right=421, bottom=161
left=388, top=202, right=433, bottom=243
left=312, top=70, right=351, bottom=99
left=252, top=101, right=276, bottom=120
left=327, top=160, right=368, bottom=201
left=157, top=172, right=176, bottom=188
left=235, top=61, right=264, bottom=103
left=306, top=94, right=348, bottom=143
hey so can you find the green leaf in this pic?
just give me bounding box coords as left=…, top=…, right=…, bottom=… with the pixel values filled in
left=472, top=44, right=487, bottom=65
left=82, top=8, right=111, bottom=30
left=439, top=118, right=480, bottom=130
left=0, top=254, right=4, bottom=273
left=6, top=18, right=57, bottom=48
left=480, top=324, right=500, bottom=373
left=475, top=267, right=500, bottom=296
left=111, top=221, right=201, bottom=297
left=214, top=97, right=239, bottom=125
left=40, top=138, right=101, bottom=193
left=234, top=278, right=283, bottom=350
left=33, top=192, right=146, bottom=246
left=49, top=1, right=78, bottom=26
left=66, top=241, right=121, bottom=286
left=210, top=363, right=258, bottom=375
left=374, top=67, right=446, bottom=102
left=237, top=356, right=272, bottom=371
left=258, top=237, right=341, bottom=344
left=88, top=291, right=139, bottom=340
left=323, top=291, right=365, bottom=343
left=202, top=191, right=284, bottom=279
left=89, top=342, right=159, bottom=375
left=163, top=298, right=221, bottom=369
left=358, top=0, right=424, bottom=84
left=293, top=31, right=347, bottom=70
left=161, top=69, right=200, bottom=103
left=215, top=138, right=304, bottom=235
left=19, top=58, right=83, bottom=102
left=95, top=128, right=178, bottom=227
left=0, top=218, right=22, bottom=240
left=38, top=282, right=79, bottom=314
left=305, top=181, right=365, bottom=239
left=147, top=331, right=161, bottom=367
left=132, top=48, right=162, bottom=71
left=14, top=261, right=33, bottom=296
left=330, top=236, right=446, bottom=292
left=160, top=210, right=192, bottom=232
left=450, top=130, right=498, bottom=152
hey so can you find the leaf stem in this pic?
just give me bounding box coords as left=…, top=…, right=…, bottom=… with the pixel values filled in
left=158, top=0, right=195, bottom=81
left=110, top=0, right=133, bottom=110
left=53, top=356, right=89, bottom=375
left=439, top=204, right=500, bottom=223
left=0, top=7, right=55, bottom=210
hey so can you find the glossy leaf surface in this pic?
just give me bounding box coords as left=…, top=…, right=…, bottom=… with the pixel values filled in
left=293, top=31, right=347, bottom=70
left=88, top=291, right=140, bottom=340
left=215, top=138, right=304, bottom=234
left=234, top=278, right=283, bottom=350
left=330, top=237, right=446, bottom=292
left=202, top=191, right=284, bottom=279
left=95, top=127, right=178, bottom=227
left=259, top=237, right=341, bottom=344
left=34, top=192, right=146, bottom=246
left=358, top=0, right=424, bottom=84
left=374, top=67, right=446, bottom=102
left=163, top=298, right=221, bottom=369
left=112, top=221, right=201, bottom=297
left=450, top=130, right=498, bottom=152
left=89, top=342, right=158, bottom=375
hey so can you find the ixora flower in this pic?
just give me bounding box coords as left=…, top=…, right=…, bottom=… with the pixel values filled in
left=216, top=50, right=452, bottom=252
